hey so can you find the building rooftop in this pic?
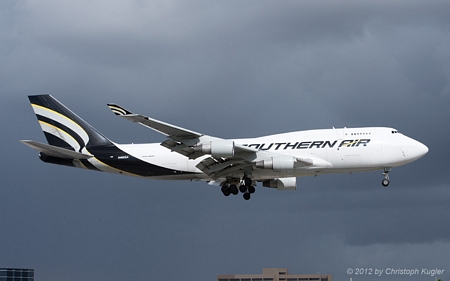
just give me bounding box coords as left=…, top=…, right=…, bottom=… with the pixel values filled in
left=218, top=267, right=332, bottom=281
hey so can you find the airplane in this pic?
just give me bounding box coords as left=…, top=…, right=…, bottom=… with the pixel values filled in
left=21, top=94, right=428, bottom=200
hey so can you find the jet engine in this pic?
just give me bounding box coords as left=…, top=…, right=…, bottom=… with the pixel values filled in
left=255, top=156, right=295, bottom=171
left=263, top=177, right=297, bottom=190
left=194, top=140, right=235, bottom=158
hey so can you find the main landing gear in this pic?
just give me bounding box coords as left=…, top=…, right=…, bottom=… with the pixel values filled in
left=221, top=177, right=255, bottom=200
left=382, top=168, right=391, bottom=187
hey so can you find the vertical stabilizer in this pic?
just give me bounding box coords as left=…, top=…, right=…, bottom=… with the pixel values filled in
left=28, top=95, right=111, bottom=153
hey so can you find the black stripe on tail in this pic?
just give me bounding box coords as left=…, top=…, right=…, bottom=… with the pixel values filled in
left=29, top=95, right=111, bottom=151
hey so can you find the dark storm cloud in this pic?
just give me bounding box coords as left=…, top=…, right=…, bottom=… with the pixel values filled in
left=2, top=1, right=450, bottom=281
left=283, top=182, right=450, bottom=245
left=6, top=1, right=450, bottom=134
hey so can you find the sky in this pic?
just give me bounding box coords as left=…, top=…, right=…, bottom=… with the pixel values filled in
left=1, top=1, right=450, bottom=280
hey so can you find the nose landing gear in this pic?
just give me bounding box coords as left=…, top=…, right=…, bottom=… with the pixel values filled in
left=382, top=168, right=391, bottom=187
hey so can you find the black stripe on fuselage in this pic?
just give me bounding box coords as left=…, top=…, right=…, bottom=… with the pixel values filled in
left=80, top=159, right=102, bottom=171
left=88, top=144, right=197, bottom=177
left=40, top=153, right=76, bottom=167
left=38, top=114, right=86, bottom=150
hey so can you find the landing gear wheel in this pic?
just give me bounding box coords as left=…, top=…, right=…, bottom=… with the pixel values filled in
left=229, top=184, right=239, bottom=195
left=243, top=193, right=251, bottom=200
left=248, top=185, right=255, bottom=194
left=239, top=184, right=248, bottom=193
left=221, top=185, right=230, bottom=196
left=244, top=177, right=252, bottom=187
left=382, top=168, right=391, bottom=187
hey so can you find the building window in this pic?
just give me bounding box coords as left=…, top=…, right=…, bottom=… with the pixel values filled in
left=0, top=269, right=33, bottom=281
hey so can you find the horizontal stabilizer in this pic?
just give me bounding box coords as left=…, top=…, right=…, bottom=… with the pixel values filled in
left=20, top=140, right=93, bottom=159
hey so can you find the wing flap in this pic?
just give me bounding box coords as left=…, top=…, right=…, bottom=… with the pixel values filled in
left=196, top=156, right=252, bottom=180
left=160, top=139, right=204, bottom=159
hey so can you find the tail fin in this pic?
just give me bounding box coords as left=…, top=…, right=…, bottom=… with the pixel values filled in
left=28, top=95, right=111, bottom=152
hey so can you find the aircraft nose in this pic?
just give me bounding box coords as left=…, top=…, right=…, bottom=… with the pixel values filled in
left=417, top=141, right=429, bottom=157
left=409, top=140, right=429, bottom=160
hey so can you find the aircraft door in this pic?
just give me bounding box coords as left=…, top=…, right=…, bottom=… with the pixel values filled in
left=335, top=128, right=345, bottom=140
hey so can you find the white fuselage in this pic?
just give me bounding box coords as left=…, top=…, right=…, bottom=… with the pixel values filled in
left=113, top=127, right=428, bottom=181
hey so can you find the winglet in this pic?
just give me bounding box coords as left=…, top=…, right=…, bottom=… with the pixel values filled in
left=107, top=103, right=133, bottom=116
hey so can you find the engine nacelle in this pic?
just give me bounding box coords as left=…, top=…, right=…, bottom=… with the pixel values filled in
left=195, top=140, right=235, bottom=158
left=255, top=156, right=295, bottom=171
left=263, top=177, right=297, bottom=191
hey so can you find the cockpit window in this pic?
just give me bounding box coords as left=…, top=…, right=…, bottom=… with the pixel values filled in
left=391, top=130, right=399, bottom=134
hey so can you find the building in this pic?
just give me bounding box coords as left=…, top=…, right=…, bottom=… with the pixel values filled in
left=218, top=268, right=332, bottom=281
left=0, top=268, right=34, bottom=281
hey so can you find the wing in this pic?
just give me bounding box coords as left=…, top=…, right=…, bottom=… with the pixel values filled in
left=107, top=104, right=316, bottom=180
left=107, top=103, right=202, bottom=140
left=195, top=148, right=318, bottom=180
left=108, top=103, right=225, bottom=159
